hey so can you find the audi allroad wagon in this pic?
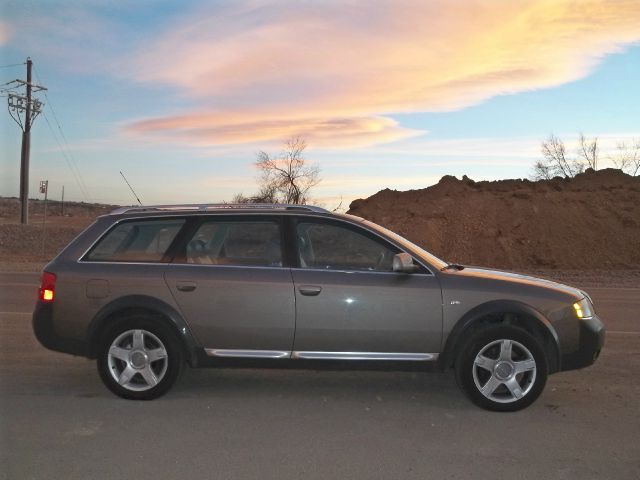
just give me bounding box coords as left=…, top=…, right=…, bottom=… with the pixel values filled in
left=33, top=204, right=605, bottom=411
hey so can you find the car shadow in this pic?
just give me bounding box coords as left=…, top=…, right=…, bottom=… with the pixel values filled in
left=169, top=365, right=469, bottom=410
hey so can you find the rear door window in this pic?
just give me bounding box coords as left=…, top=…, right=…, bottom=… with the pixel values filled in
left=182, top=220, right=282, bottom=267
left=85, top=218, right=185, bottom=262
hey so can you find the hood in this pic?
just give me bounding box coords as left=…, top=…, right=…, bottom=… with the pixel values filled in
left=451, top=266, right=586, bottom=300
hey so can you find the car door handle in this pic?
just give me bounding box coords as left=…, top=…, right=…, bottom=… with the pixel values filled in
left=176, top=281, right=197, bottom=292
left=299, top=285, right=322, bottom=296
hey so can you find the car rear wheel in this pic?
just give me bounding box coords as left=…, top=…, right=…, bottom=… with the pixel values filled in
left=97, top=317, right=183, bottom=400
left=455, top=325, right=548, bottom=411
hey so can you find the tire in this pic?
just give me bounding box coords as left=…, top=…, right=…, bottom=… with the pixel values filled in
left=455, top=325, right=548, bottom=412
left=97, top=315, right=184, bottom=400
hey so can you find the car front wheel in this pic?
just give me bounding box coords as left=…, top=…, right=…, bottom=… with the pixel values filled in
left=455, top=325, right=548, bottom=411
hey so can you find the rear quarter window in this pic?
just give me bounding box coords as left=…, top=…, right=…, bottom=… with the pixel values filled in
left=84, top=218, right=185, bottom=262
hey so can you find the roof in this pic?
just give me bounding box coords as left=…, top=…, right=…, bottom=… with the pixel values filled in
left=109, top=203, right=331, bottom=216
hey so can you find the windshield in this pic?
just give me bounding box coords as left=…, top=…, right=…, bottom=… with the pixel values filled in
left=361, top=219, right=447, bottom=271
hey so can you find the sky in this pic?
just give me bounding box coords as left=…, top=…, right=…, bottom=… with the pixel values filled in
left=1, top=0, right=639, bottom=208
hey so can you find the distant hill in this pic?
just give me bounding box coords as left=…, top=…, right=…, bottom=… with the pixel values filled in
left=0, top=197, right=120, bottom=266
left=0, top=197, right=119, bottom=220
left=348, top=168, right=640, bottom=269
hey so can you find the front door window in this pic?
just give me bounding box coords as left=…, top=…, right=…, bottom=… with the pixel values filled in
left=296, top=221, right=396, bottom=272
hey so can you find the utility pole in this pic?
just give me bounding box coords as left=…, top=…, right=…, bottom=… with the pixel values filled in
left=61, top=185, right=65, bottom=216
left=6, top=57, right=47, bottom=224
left=20, top=58, right=33, bottom=225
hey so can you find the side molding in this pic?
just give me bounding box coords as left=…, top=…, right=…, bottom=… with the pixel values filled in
left=292, top=351, right=438, bottom=361
left=206, top=349, right=290, bottom=359
left=204, top=349, right=439, bottom=361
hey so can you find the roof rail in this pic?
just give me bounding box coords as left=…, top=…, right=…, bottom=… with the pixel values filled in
left=109, top=203, right=331, bottom=215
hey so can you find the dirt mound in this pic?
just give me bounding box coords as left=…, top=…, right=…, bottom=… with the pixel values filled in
left=348, top=168, right=640, bottom=269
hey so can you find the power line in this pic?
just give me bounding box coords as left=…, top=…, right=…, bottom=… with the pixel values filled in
left=0, top=86, right=22, bottom=101
left=33, top=65, right=93, bottom=202
left=41, top=110, right=92, bottom=202
left=0, top=62, right=26, bottom=68
left=0, top=80, right=22, bottom=97
left=34, top=68, right=91, bottom=201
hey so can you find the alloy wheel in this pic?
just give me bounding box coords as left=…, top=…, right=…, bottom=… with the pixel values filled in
left=106, top=329, right=169, bottom=392
left=472, top=338, right=537, bottom=404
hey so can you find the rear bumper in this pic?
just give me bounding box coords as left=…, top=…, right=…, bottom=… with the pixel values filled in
left=560, top=315, right=605, bottom=372
left=32, top=301, right=88, bottom=357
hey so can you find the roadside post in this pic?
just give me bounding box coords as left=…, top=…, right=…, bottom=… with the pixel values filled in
left=40, top=180, right=48, bottom=258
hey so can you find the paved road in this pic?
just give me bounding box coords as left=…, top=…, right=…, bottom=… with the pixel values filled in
left=1, top=273, right=639, bottom=479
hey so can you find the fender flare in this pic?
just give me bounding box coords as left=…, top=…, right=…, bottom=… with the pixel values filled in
left=440, top=299, right=561, bottom=373
left=86, top=295, right=200, bottom=366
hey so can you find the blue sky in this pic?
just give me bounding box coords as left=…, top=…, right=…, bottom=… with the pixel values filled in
left=1, top=0, right=639, bottom=207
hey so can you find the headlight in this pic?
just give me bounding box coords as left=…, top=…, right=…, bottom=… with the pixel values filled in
left=573, top=298, right=594, bottom=319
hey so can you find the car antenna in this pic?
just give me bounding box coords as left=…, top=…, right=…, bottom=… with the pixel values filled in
left=120, top=170, right=143, bottom=206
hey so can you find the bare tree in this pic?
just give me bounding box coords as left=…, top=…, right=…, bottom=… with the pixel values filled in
left=254, top=137, right=320, bottom=204
left=534, top=133, right=601, bottom=180
left=331, top=195, right=344, bottom=213
left=536, top=134, right=582, bottom=179
left=610, top=139, right=640, bottom=176
left=232, top=185, right=279, bottom=204
left=577, top=133, right=599, bottom=170
left=535, top=133, right=639, bottom=179
left=532, top=160, right=553, bottom=180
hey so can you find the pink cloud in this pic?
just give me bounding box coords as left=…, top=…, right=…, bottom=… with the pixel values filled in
left=125, top=0, right=640, bottom=147
left=0, top=21, right=12, bottom=45
left=126, top=114, right=421, bottom=148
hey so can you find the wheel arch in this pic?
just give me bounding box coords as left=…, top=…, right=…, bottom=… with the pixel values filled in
left=87, top=295, right=200, bottom=366
left=441, top=299, right=561, bottom=374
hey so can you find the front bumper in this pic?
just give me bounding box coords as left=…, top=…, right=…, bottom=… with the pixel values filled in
left=560, top=315, right=605, bottom=371
left=32, top=301, right=88, bottom=357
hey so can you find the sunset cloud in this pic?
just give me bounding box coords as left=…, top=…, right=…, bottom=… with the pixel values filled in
left=125, top=1, right=639, bottom=147
left=0, top=21, right=12, bottom=45
left=127, top=114, right=421, bottom=148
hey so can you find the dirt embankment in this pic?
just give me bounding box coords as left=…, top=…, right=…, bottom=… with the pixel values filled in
left=348, top=168, right=640, bottom=270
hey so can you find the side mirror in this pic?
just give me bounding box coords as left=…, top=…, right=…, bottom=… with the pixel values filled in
left=393, top=253, right=418, bottom=273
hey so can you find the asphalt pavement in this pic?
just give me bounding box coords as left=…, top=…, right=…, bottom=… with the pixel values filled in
left=1, top=273, right=639, bottom=480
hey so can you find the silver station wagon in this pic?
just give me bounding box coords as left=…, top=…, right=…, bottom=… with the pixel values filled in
left=33, top=204, right=605, bottom=411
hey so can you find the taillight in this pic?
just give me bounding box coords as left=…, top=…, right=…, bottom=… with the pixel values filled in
left=39, top=271, right=57, bottom=303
